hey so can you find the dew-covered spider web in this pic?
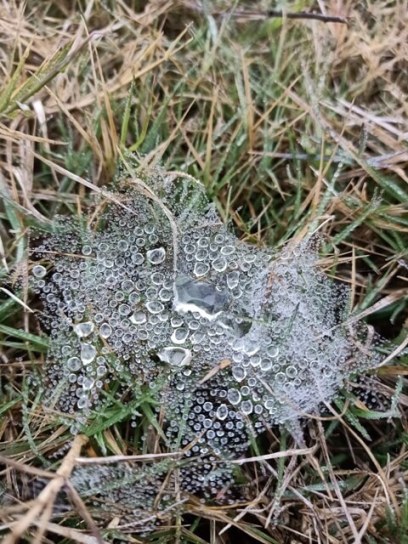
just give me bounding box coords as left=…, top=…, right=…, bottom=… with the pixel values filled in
left=28, top=168, right=382, bottom=531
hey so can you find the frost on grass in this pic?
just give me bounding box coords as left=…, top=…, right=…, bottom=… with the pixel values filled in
left=29, top=169, right=382, bottom=528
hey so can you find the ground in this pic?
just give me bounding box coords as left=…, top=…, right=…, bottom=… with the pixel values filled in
left=0, top=1, right=407, bottom=543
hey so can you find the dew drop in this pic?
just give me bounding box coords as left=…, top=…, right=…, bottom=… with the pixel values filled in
left=174, top=276, right=229, bottom=320
left=220, top=245, right=235, bottom=256
left=214, top=234, right=225, bottom=244
left=241, top=399, right=253, bottom=415
left=132, top=253, right=145, bottom=265
left=212, top=257, right=227, bottom=272
left=151, top=272, right=165, bottom=285
left=226, top=271, right=239, bottom=289
left=146, top=301, right=164, bottom=314
left=67, top=357, right=81, bottom=371
left=96, top=365, right=107, bottom=377
left=244, top=253, right=256, bottom=263
left=77, top=396, right=89, bottom=409
left=286, top=365, right=298, bottom=378
left=267, top=345, right=280, bottom=358
left=260, top=358, right=272, bottom=371
left=265, top=398, right=275, bottom=410
left=197, top=237, right=209, bottom=248
left=81, top=245, right=92, bottom=256
left=203, top=401, right=213, bottom=412
left=171, top=327, right=189, bottom=344
left=159, top=288, right=173, bottom=302
left=227, top=389, right=241, bottom=405
left=80, top=343, right=97, bottom=365
left=242, top=339, right=259, bottom=356
left=157, top=347, right=192, bottom=367
left=129, top=292, right=141, bottom=304
left=130, top=311, right=147, bottom=324
left=194, top=262, right=210, bottom=277
left=32, top=265, right=47, bottom=278
left=82, top=376, right=95, bottom=391
left=118, top=240, right=129, bottom=251
left=275, top=372, right=286, bottom=384
left=250, top=355, right=261, bottom=367
left=74, top=321, right=95, bottom=338
left=195, top=249, right=208, bottom=262
left=232, top=366, right=246, bottom=382
left=99, top=323, right=112, bottom=339
left=216, top=404, right=228, bottom=420
left=146, top=247, right=166, bottom=264
left=240, top=385, right=250, bottom=396
left=118, top=304, right=131, bottom=316
left=171, top=316, right=183, bottom=327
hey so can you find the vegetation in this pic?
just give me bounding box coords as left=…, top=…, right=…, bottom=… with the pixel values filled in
left=0, top=1, right=407, bottom=543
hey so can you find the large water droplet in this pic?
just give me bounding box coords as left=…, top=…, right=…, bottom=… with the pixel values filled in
left=194, top=262, right=210, bottom=277
left=275, top=372, right=286, bottom=384
left=227, top=388, right=241, bottom=405
left=226, top=271, right=239, bottom=289
left=118, top=304, right=131, bottom=316
left=97, top=365, right=107, bottom=377
left=171, top=327, right=189, bottom=344
left=129, top=292, right=141, bottom=305
left=241, top=399, right=253, bottom=415
left=221, top=245, right=235, bottom=256
left=77, top=395, right=89, bottom=409
left=80, top=343, right=96, bottom=365
left=260, top=358, right=272, bottom=371
left=99, top=323, right=112, bottom=339
left=197, top=237, right=209, bottom=248
left=216, top=404, right=228, bottom=420
left=82, top=376, right=95, bottom=390
left=212, top=257, right=227, bottom=272
left=67, top=356, right=81, bottom=371
left=32, top=265, right=47, bottom=278
left=159, top=288, right=173, bottom=302
left=232, top=366, right=246, bottom=382
left=171, top=316, right=183, bottom=327
left=132, top=253, right=145, bottom=265
left=250, top=354, right=261, bottom=367
left=146, top=301, right=164, bottom=314
left=151, top=272, right=165, bottom=285
left=196, top=249, right=209, bottom=262
left=147, top=247, right=166, bottom=264
left=74, top=321, right=94, bottom=338
left=286, top=365, right=298, bottom=378
left=242, top=339, right=259, bottom=356
left=118, top=240, right=129, bottom=251
left=173, top=276, right=229, bottom=320
left=157, top=347, right=192, bottom=367
left=130, top=311, right=147, bottom=324
left=267, top=345, right=279, bottom=358
left=81, top=245, right=92, bottom=256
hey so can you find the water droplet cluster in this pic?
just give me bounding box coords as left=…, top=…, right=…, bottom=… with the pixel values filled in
left=70, top=461, right=175, bottom=533
left=30, top=171, right=381, bottom=516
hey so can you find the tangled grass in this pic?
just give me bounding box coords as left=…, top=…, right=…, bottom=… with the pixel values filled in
left=0, top=1, right=407, bottom=543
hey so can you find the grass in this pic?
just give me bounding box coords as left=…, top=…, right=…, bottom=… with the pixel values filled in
left=0, top=0, right=407, bottom=542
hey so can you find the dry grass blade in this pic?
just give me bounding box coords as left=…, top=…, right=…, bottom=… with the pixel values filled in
left=0, top=1, right=407, bottom=542
left=3, top=435, right=88, bottom=544
left=230, top=446, right=317, bottom=465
